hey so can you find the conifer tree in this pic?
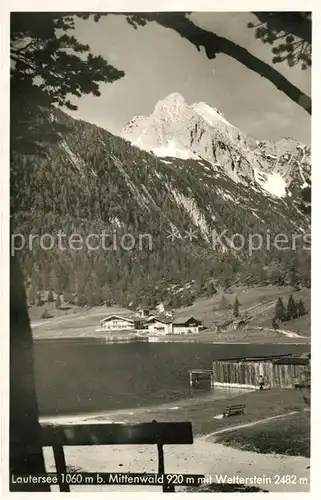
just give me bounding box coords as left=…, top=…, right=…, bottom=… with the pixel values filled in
left=275, top=297, right=286, bottom=322
left=297, top=299, right=306, bottom=317
left=272, top=317, right=279, bottom=329
left=233, top=297, right=240, bottom=318
left=286, top=294, right=298, bottom=320
left=55, top=294, right=61, bottom=309
left=11, top=13, right=125, bottom=157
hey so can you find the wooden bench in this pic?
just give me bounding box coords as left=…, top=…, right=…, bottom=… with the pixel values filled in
left=223, top=404, right=246, bottom=417
left=41, top=420, right=193, bottom=492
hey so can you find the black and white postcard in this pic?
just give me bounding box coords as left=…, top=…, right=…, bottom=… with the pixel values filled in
left=1, top=0, right=317, bottom=495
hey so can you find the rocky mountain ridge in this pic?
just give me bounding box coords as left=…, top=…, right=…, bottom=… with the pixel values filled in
left=121, top=92, right=311, bottom=198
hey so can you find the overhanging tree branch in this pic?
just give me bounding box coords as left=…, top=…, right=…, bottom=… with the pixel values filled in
left=125, top=13, right=311, bottom=115
left=215, top=34, right=311, bottom=114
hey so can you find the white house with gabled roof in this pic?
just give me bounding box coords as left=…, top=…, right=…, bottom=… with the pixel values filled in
left=145, top=316, right=173, bottom=335
left=99, top=314, right=135, bottom=331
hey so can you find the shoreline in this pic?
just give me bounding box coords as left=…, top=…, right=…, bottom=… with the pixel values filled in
left=39, top=388, right=243, bottom=425
left=33, top=334, right=311, bottom=345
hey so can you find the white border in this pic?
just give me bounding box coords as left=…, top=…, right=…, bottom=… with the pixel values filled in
left=3, top=1, right=314, bottom=13
left=0, top=2, right=317, bottom=500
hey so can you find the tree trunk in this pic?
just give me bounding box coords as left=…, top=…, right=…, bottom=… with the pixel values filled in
left=10, top=255, right=50, bottom=491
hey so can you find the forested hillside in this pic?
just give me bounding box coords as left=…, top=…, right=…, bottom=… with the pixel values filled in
left=11, top=109, right=310, bottom=308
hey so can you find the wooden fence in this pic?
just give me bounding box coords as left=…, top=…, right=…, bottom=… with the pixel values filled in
left=212, top=359, right=309, bottom=389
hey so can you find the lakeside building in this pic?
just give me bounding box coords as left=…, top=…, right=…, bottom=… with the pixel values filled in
left=146, top=316, right=201, bottom=335
left=172, top=316, right=201, bottom=334
left=145, top=317, right=173, bottom=335
left=97, top=313, right=202, bottom=335
left=98, top=314, right=136, bottom=331
left=212, top=354, right=310, bottom=389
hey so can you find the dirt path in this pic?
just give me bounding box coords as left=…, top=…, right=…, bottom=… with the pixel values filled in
left=263, top=327, right=306, bottom=339
left=204, top=411, right=299, bottom=440
left=42, top=407, right=309, bottom=493
left=248, top=325, right=307, bottom=339
left=275, top=328, right=306, bottom=338
left=43, top=427, right=309, bottom=493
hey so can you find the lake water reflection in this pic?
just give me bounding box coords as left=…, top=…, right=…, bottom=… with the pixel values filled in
left=34, top=340, right=307, bottom=416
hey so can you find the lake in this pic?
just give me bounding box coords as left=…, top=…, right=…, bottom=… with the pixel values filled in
left=34, top=340, right=308, bottom=417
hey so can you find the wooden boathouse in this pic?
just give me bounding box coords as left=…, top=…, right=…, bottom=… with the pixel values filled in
left=212, top=354, right=310, bottom=389
left=188, top=369, right=213, bottom=387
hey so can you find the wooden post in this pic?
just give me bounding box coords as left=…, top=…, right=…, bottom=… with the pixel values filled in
left=53, top=446, right=70, bottom=492
left=157, top=442, right=164, bottom=472
left=157, top=441, right=174, bottom=492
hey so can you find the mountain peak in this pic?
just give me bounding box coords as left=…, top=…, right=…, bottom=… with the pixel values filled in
left=154, top=92, right=187, bottom=116
left=160, top=92, right=186, bottom=105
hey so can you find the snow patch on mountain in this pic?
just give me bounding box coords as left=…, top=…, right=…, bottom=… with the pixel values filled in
left=192, top=101, right=232, bottom=127
left=153, top=140, right=197, bottom=160
left=263, top=172, right=287, bottom=197
left=253, top=168, right=287, bottom=197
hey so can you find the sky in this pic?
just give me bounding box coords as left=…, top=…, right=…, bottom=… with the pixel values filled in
left=67, top=12, right=311, bottom=144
